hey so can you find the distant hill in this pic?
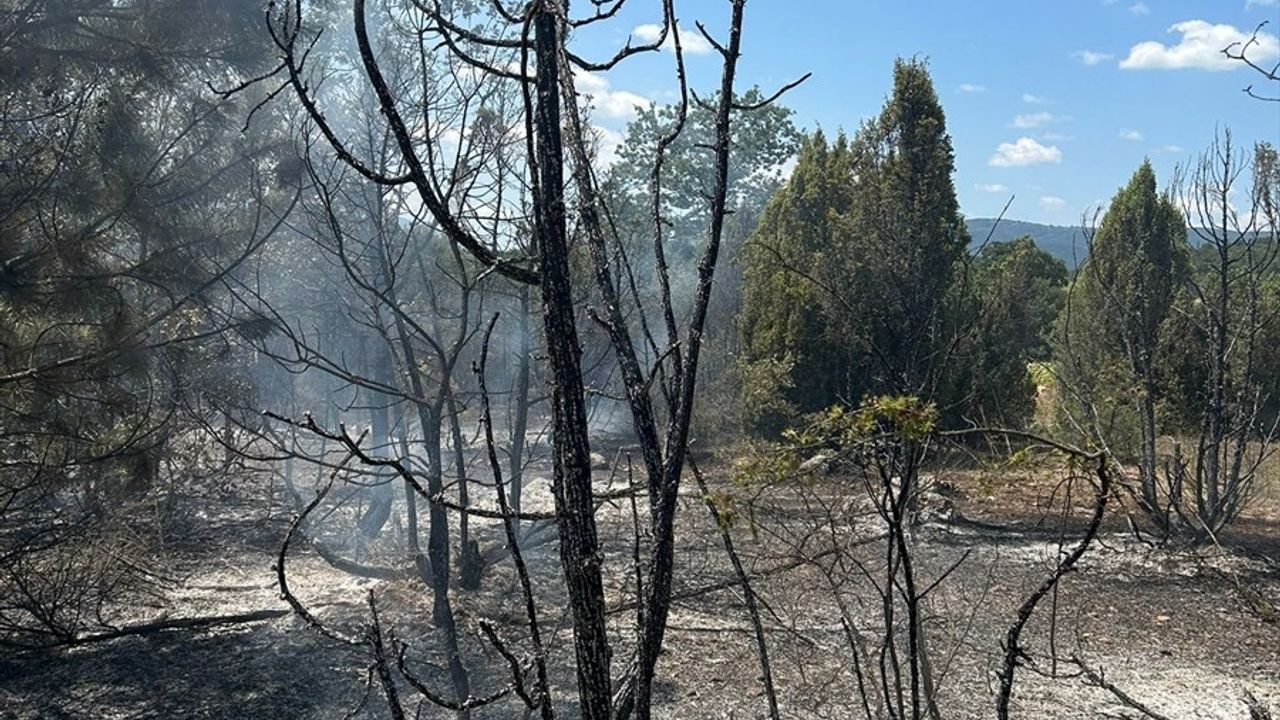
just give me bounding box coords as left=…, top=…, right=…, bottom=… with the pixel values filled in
left=965, top=219, right=1090, bottom=268
left=965, top=218, right=1213, bottom=270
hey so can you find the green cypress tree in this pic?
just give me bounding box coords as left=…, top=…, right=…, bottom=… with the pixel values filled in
left=738, top=131, right=854, bottom=429
left=738, top=59, right=972, bottom=433
left=958, top=237, right=1068, bottom=427
left=1056, top=160, right=1186, bottom=510
left=830, top=57, right=969, bottom=402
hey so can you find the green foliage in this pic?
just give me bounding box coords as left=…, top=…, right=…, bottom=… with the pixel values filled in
left=739, top=130, right=853, bottom=418
left=740, top=59, right=1033, bottom=434
left=1028, top=361, right=1055, bottom=389
left=850, top=395, right=939, bottom=443
left=781, top=397, right=938, bottom=448
left=735, top=396, right=937, bottom=492
left=731, top=355, right=801, bottom=437
left=949, top=236, right=1069, bottom=427
left=706, top=491, right=741, bottom=533
left=972, top=237, right=1068, bottom=361
left=0, top=0, right=285, bottom=642
left=612, top=87, right=803, bottom=231
left=1084, top=161, right=1187, bottom=363
left=1052, top=160, right=1187, bottom=450
left=606, top=86, right=802, bottom=319
left=825, top=58, right=970, bottom=398
left=730, top=441, right=801, bottom=489
left=603, top=91, right=802, bottom=442
left=2, top=0, right=281, bottom=486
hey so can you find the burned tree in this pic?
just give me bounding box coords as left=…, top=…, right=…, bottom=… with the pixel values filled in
left=1163, top=132, right=1280, bottom=536
left=249, top=0, right=803, bottom=717
left=1224, top=21, right=1280, bottom=103
left=0, top=0, right=295, bottom=647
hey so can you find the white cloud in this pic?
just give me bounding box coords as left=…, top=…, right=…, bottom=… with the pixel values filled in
left=1129, top=2, right=1150, bottom=15
left=1155, top=144, right=1185, bottom=153
left=1011, top=111, right=1060, bottom=128
left=778, top=154, right=799, bottom=180
left=1040, top=196, right=1068, bottom=211
left=1247, top=0, right=1278, bottom=7
left=1022, top=93, right=1047, bottom=104
left=1073, top=49, right=1115, bottom=65
left=593, top=125, right=626, bottom=167
left=976, top=183, right=1010, bottom=193
left=1121, top=20, right=1280, bottom=71
left=633, top=23, right=714, bottom=55
left=573, top=71, right=651, bottom=119
left=958, top=83, right=987, bottom=93
left=990, top=137, right=1063, bottom=167
left=1119, top=128, right=1144, bottom=141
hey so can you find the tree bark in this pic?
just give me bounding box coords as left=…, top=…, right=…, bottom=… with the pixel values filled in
left=532, top=4, right=612, bottom=717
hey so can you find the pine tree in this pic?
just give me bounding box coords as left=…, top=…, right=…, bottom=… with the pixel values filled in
left=0, top=0, right=286, bottom=644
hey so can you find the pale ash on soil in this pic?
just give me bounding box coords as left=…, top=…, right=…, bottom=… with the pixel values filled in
left=1, top=468, right=1276, bottom=719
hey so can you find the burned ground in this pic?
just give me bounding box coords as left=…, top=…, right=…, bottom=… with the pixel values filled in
left=2, top=449, right=1276, bottom=720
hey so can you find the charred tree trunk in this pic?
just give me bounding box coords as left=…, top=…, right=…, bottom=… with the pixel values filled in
left=507, top=286, right=533, bottom=535
left=421, top=416, right=473, bottom=718
left=358, top=338, right=396, bottom=541
left=383, top=262, right=472, bottom=714
left=448, top=389, right=482, bottom=589
left=629, top=5, right=745, bottom=717
left=531, top=4, right=612, bottom=717
left=397, top=407, right=424, bottom=571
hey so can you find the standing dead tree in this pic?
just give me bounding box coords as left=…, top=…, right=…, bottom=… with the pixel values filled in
left=973, top=434, right=1113, bottom=720
left=729, top=400, right=1119, bottom=720
left=1164, top=131, right=1280, bottom=537
left=1224, top=21, right=1280, bottom=103
left=247, top=0, right=804, bottom=717
left=1057, top=137, right=1280, bottom=540
left=475, top=312, right=555, bottom=719
left=214, top=42, right=520, bottom=711
left=690, top=457, right=781, bottom=720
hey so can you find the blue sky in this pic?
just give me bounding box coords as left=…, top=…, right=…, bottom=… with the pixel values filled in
left=572, top=0, right=1280, bottom=224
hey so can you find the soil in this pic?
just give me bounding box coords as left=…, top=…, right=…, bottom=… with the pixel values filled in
left=2, top=451, right=1276, bottom=720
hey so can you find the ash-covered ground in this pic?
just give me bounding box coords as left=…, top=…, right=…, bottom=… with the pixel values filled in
left=3, top=453, right=1277, bottom=720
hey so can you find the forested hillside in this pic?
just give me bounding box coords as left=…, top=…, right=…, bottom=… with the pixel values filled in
left=966, top=218, right=1089, bottom=266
